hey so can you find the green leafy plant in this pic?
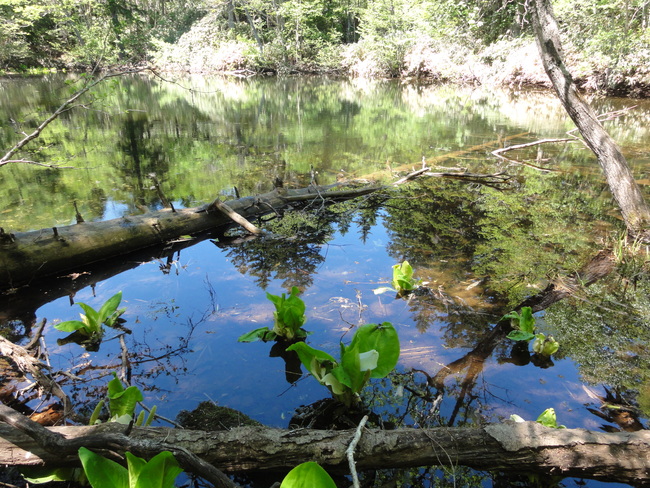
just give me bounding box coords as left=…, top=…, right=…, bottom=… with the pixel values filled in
left=287, top=322, right=400, bottom=407
left=280, top=461, right=336, bottom=488
left=78, top=447, right=183, bottom=488
left=532, top=333, right=560, bottom=357
left=504, top=307, right=536, bottom=341
left=88, top=373, right=156, bottom=426
left=535, top=407, right=566, bottom=429
left=238, top=287, right=308, bottom=342
left=374, top=260, right=419, bottom=296
left=55, top=292, right=126, bottom=349
left=510, top=407, right=566, bottom=429
left=22, top=375, right=156, bottom=484
left=504, top=306, right=559, bottom=358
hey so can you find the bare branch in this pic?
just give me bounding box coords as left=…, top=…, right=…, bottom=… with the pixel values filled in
left=0, top=68, right=149, bottom=168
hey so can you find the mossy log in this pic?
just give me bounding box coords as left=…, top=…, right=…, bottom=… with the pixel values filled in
left=0, top=184, right=379, bottom=290
left=0, top=421, right=647, bottom=484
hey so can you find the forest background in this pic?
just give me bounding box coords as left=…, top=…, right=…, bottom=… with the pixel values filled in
left=2, top=0, right=650, bottom=96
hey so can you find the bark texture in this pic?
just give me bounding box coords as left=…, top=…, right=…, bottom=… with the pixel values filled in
left=0, top=421, right=647, bottom=483
left=0, top=184, right=378, bottom=289
left=531, top=0, right=650, bottom=236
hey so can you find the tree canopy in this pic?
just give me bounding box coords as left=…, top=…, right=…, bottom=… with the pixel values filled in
left=2, top=0, right=649, bottom=94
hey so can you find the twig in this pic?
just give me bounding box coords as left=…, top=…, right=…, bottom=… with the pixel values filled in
left=25, top=318, right=48, bottom=351
left=346, top=414, right=368, bottom=488
left=0, top=68, right=148, bottom=167
left=207, top=198, right=262, bottom=235
left=0, top=336, right=72, bottom=416
left=118, top=334, right=132, bottom=385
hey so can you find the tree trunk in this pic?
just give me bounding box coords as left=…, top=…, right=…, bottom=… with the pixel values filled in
left=0, top=421, right=647, bottom=484
left=0, top=184, right=379, bottom=290
left=530, top=0, right=650, bottom=237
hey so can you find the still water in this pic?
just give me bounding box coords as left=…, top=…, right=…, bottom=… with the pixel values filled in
left=1, top=74, right=650, bottom=486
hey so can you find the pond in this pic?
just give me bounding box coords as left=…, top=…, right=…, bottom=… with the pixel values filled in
left=1, top=74, right=650, bottom=487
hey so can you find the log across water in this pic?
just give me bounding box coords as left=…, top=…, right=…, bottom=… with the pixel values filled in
left=0, top=421, right=647, bottom=484
left=0, top=184, right=379, bottom=289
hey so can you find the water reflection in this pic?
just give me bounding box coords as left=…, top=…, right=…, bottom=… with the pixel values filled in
left=2, top=75, right=649, bottom=233
left=1, top=75, right=650, bottom=486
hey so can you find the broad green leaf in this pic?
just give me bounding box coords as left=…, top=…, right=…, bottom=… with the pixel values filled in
left=98, top=292, right=123, bottom=324
left=132, top=451, right=183, bottom=488
left=518, top=307, right=536, bottom=334
left=536, top=408, right=566, bottom=429
left=533, top=333, right=560, bottom=356
left=78, top=303, right=100, bottom=330
left=286, top=342, right=337, bottom=379
left=237, top=327, right=277, bottom=342
left=78, top=447, right=128, bottom=488
left=108, top=374, right=144, bottom=419
left=266, top=291, right=283, bottom=308
left=21, top=466, right=81, bottom=484
left=280, top=462, right=337, bottom=488
left=391, top=261, right=415, bottom=292
left=395, top=278, right=414, bottom=291
left=348, top=322, right=400, bottom=378
left=126, top=452, right=147, bottom=488
left=506, top=330, right=536, bottom=341
left=54, top=320, right=89, bottom=333
left=322, top=372, right=347, bottom=395
left=340, top=343, right=367, bottom=393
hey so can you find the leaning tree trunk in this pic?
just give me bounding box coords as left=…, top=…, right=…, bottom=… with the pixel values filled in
left=530, top=0, right=650, bottom=237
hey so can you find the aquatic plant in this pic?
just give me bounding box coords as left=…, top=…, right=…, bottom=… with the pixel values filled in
left=280, top=461, right=336, bottom=487
left=511, top=407, right=566, bottom=429
left=54, top=292, right=126, bottom=349
left=238, top=286, right=309, bottom=342
left=504, top=306, right=559, bottom=358
left=79, top=448, right=183, bottom=488
left=374, top=260, right=420, bottom=296
left=287, top=322, right=400, bottom=407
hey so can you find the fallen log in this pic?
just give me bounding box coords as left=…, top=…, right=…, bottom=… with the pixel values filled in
left=0, top=184, right=379, bottom=290
left=0, top=420, right=647, bottom=484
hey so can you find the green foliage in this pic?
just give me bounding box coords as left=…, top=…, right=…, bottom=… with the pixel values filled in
left=239, top=286, right=308, bottom=342
left=391, top=260, right=417, bottom=294
left=107, top=373, right=145, bottom=424
left=20, top=467, right=82, bottom=484
left=55, top=291, right=125, bottom=335
left=374, top=260, right=419, bottom=296
left=504, top=307, right=536, bottom=342
left=535, top=408, right=566, bottom=429
left=532, top=333, right=560, bottom=357
left=280, top=461, right=336, bottom=488
left=54, top=292, right=125, bottom=350
left=510, top=407, right=566, bottom=429
left=287, top=322, right=400, bottom=406
left=78, top=448, right=183, bottom=488
left=504, top=307, right=559, bottom=358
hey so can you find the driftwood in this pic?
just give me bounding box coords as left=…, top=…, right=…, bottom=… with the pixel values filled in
left=0, top=184, right=379, bottom=290
left=0, top=417, right=648, bottom=484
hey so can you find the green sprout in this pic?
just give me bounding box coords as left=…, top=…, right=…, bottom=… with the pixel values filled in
left=239, top=286, right=309, bottom=342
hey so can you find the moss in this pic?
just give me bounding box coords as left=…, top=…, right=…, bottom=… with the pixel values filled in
left=176, top=401, right=262, bottom=431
